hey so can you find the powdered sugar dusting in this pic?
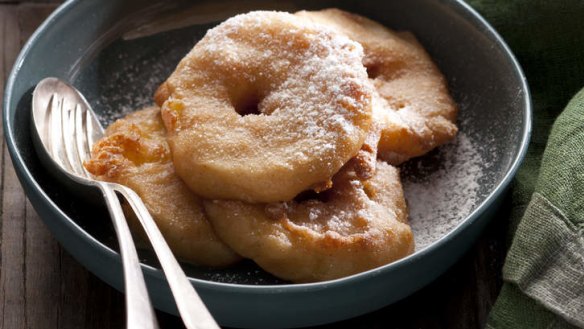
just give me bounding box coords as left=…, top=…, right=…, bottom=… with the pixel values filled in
left=402, top=131, right=491, bottom=250
left=194, top=11, right=372, bottom=158
left=91, top=56, right=170, bottom=124
left=76, top=21, right=207, bottom=127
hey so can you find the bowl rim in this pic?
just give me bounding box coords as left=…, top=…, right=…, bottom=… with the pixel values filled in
left=3, top=0, right=532, bottom=294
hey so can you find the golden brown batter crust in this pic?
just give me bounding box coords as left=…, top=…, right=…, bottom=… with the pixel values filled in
left=155, top=11, right=374, bottom=203
left=85, top=107, right=240, bottom=267
left=296, top=8, right=458, bottom=164
left=204, top=160, right=414, bottom=283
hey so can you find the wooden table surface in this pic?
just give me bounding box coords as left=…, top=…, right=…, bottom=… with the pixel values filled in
left=0, top=2, right=509, bottom=328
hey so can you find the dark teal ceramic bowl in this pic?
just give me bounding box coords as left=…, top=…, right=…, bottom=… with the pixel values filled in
left=3, top=0, right=531, bottom=328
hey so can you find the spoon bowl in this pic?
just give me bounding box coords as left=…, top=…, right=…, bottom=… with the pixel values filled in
left=31, top=78, right=219, bottom=329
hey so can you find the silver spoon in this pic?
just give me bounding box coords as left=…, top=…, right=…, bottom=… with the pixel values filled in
left=31, top=77, right=220, bottom=329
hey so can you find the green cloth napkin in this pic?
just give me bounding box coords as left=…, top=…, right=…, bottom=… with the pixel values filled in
left=465, top=1, right=584, bottom=328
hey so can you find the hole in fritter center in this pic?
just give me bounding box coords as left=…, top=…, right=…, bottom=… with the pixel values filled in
left=235, top=93, right=261, bottom=116
left=366, top=63, right=382, bottom=79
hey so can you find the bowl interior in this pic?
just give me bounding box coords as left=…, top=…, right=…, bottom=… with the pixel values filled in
left=6, top=0, right=528, bottom=286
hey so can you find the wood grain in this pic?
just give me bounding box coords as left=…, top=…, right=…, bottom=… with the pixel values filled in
left=1, top=5, right=27, bottom=329
left=0, top=3, right=506, bottom=329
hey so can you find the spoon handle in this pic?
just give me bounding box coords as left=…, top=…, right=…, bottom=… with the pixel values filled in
left=99, top=182, right=160, bottom=329
left=118, top=185, right=220, bottom=329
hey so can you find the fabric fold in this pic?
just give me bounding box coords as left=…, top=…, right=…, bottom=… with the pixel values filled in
left=466, top=1, right=584, bottom=327
left=502, top=193, right=584, bottom=328
left=487, top=89, right=584, bottom=328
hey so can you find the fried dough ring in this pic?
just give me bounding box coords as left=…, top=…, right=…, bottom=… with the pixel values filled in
left=204, top=160, right=414, bottom=282
left=155, top=11, right=373, bottom=203
left=85, top=107, right=240, bottom=267
left=296, top=9, right=458, bottom=164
